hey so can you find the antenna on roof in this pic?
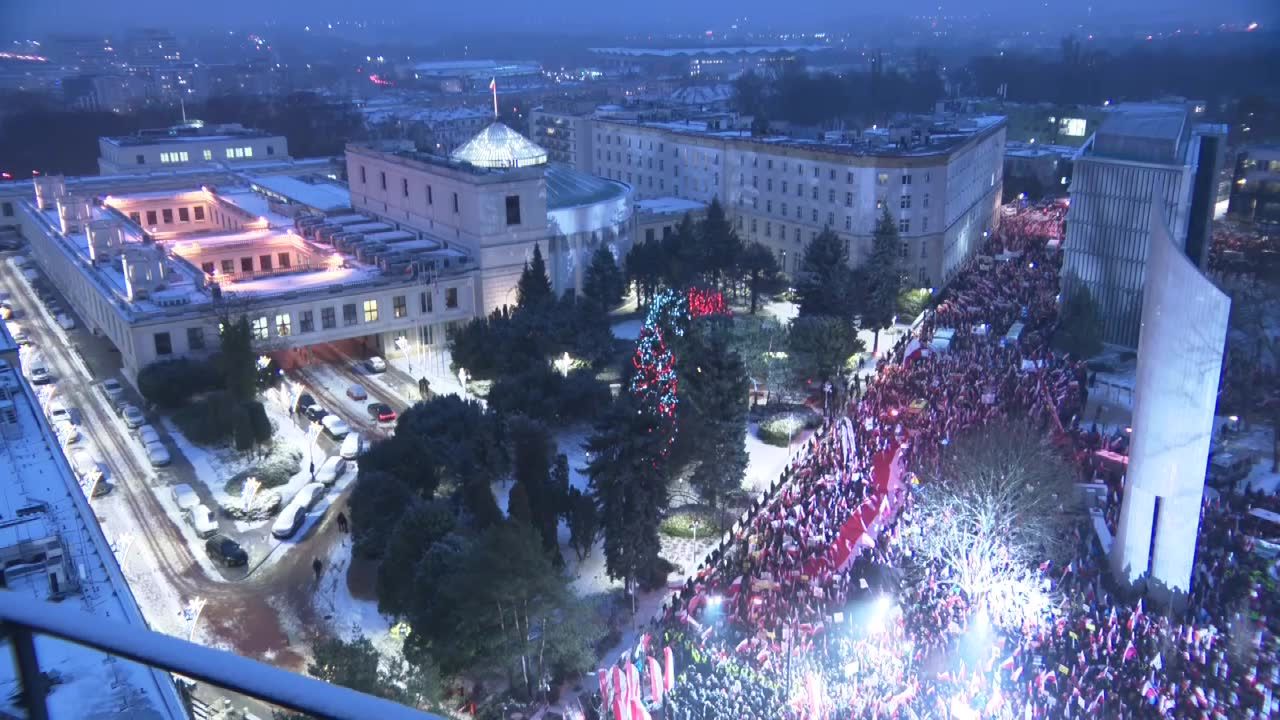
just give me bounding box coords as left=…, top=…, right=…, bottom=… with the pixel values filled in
left=489, top=77, right=498, bottom=120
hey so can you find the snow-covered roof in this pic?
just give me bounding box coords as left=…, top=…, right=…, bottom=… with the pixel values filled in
left=222, top=264, right=382, bottom=298
left=635, top=197, right=707, bottom=216
left=450, top=122, right=548, bottom=169
left=668, top=84, right=734, bottom=106
left=246, top=175, right=351, bottom=213
left=0, top=346, right=185, bottom=718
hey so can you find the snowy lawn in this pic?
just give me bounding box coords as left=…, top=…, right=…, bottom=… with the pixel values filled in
left=610, top=318, right=642, bottom=341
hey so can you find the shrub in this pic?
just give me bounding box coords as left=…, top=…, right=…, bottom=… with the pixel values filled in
left=488, top=366, right=609, bottom=426
left=172, top=391, right=238, bottom=444
left=757, top=408, right=821, bottom=447
left=223, top=448, right=304, bottom=495
left=137, top=358, right=221, bottom=409
left=232, top=404, right=255, bottom=451
left=246, top=401, right=272, bottom=444
left=660, top=508, right=719, bottom=539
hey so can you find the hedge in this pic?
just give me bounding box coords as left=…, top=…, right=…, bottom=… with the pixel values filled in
left=757, top=408, right=821, bottom=447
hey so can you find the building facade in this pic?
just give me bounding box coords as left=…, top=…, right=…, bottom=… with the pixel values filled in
left=1227, top=144, right=1280, bottom=224
left=1061, top=104, right=1226, bottom=348
left=544, top=112, right=1006, bottom=288
left=1111, top=204, right=1229, bottom=604
left=98, top=123, right=290, bottom=175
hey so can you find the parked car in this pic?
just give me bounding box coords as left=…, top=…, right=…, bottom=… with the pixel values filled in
left=144, top=440, right=170, bottom=467
left=204, top=535, right=248, bottom=567
left=320, top=414, right=350, bottom=439
left=1207, top=451, right=1253, bottom=490
left=340, top=432, right=364, bottom=459
left=0, top=303, right=12, bottom=320
left=316, top=455, right=347, bottom=486
left=84, top=479, right=113, bottom=498
left=71, top=449, right=103, bottom=484
left=29, top=364, right=51, bottom=385
left=100, top=378, right=124, bottom=401
left=295, top=392, right=316, bottom=415
left=367, top=402, right=397, bottom=423
left=136, top=424, right=161, bottom=445
left=291, top=482, right=326, bottom=512
left=47, top=399, right=71, bottom=424
left=171, top=483, right=200, bottom=512
left=185, top=504, right=218, bottom=538
left=56, top=314, right=75, bottom=330
left=121, top=404, right=145, bottom=429
left=346, top=384, right=367, bottom=401
left=271, top=503, right=308, bottom=539
left=303, top=404, right=328, bottom=423
left=364, top=356, right=387, bottom=373
left=1243, top=508, right=1280, bottom=558
left=54, top=420, right=80, bottom=446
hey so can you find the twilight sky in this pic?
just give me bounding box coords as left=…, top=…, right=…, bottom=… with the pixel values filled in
left=1, top=0, right=1272, bottom=36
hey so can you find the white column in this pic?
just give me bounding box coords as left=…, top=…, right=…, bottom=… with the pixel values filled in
left=1112, top=485, right=1155, bottom=583
left=1150, top=494, right=1202, bottom=595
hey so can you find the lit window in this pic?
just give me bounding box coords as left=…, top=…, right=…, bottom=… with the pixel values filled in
left=243, top=147, right=253, bottom=158
left=393, top=295, right=407, bottom=318
left=363, top=299, right=379, bottom=322
left=877, top=173, right=888, bottom=185
left=275, top=313, right=291, bottom=336
left=203, top=149, right=212, bottom=161
left=252, top=317, right=269, bottom=339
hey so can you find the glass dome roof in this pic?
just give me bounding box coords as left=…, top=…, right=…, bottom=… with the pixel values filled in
left=450, top=122, right=548, bottom=169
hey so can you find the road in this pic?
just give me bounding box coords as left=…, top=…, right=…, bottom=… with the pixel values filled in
left=0, top=252, right=412, bottom=714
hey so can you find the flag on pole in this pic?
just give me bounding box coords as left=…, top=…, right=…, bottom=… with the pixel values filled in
left=663, top=646, right=675, bottom=692
left=647, top=656, right=664, bottom=704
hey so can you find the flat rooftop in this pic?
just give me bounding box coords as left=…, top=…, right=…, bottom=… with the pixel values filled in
left=246, top=175, right=351, bottom=213
left=102, top=124, right=280, bottom=148
left=589, top=45, right=828, bottom=57
left=0, top=335, right=185, bottom=718
left=546, top=163, right=628, bottom=209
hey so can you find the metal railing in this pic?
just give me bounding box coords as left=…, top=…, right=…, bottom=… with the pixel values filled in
left=0, top=593, right=442, bottom=720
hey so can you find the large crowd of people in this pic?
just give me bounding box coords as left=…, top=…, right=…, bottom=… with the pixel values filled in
left=594, top=199, right=1280, bottom=720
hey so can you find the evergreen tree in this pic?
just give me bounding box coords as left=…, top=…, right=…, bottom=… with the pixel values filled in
left=397, top=396, right=509, bottom=528
left=698, top=198, right=743, bottom=287
left=507, top=481, right=533, bottom=526
left=509, top=417, right=560, bottom=554
left=862, top=207, right=903, bottom=353
left=582, top=245, right=626, bottom=309
left=788, top=315, right=865, bottom=385
left=660, top=213, right=701, bottom=289
left=516, top=243, right=554, bottom=309
left=680, top=322, right=750, bottom=510
left=218, top=314, right=257, bottom=402
left=795, top=227, right=856, bottom=319
left=565, top=486, right=599, bottom=561
left=376, top=499, right=457, bottom=618
left=584, top=394, right=670, bottom=594
left=1054, top=285, right=1104, bottom=359
left=738, top=241, right=781, bottom=315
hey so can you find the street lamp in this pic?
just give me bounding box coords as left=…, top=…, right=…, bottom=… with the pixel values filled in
left=395, top=336, right=410, bottom=372
left=307, top=424, right=321, bottom=482
left=554, top=351, right=573, bottom=377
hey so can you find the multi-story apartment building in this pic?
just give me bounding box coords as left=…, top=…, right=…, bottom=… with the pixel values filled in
left=544, top=112, right=1007, bottom=287
left=98, top=122, right=290, bottom=175
left=1227, top=144, right=1280, bottom=224
left=1061, top=104, right=1227, bottom=348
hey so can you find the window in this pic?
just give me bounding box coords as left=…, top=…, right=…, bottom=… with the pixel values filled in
left=267, top=145, right=275, bottom=156
left=402, top=178, right=409, bottom=197
left=275, top=313, right=291, bottom=336
left=766, top=179, right=772, bottom=192
left=221, top=259, right=234, bottom=275
left=360, top=166, right=367, bottom=184
left=162, top=208, right=173, bottom=224
left=781, top=181, right=788, bottom=194
left=922, top=216, right=928, bottom=232
left=187, top=327, right=205, bottom=350
left=766, top=200, right=772, bottom=213
left=136, top=154, right=145, bottom=165
left=827, top=212, right=834, bottom=226
left=901, top=195, right=911, bottom=209
left=812, top=209, right=819, bottom=222
left=812, top=187, right=818, bottom=200
left=343, top=303, right=358, bottom=326
left=379, top=171, right=386, bottom=190
left=751, top=219, right=757, bottom=233
left=202, top=149, right=212, bottom=161
left=153, top=332, right=172, bottom=356
left=445, top=287, right=458, bottom=309
left=900, top=242, right=909, bottom=260
left=877, top=173, right=888, bottom=186
left=159, top=151, right=189, bottom=164
left=259, top=254, right=273, bottom=271
left=828, top=190, right=835, bottom=203
left=201, top=261, right=215, bottom=274
left=421, top=291, right=433, bottom=313
left=922, top=193, right=930, bottom=208
left=146, top=210, right=158, bottom=225
left=240, top=257, right=253, bottom=272
left=128, top=211, right=140, bottom=224
left=363, top=299, right=379, bottom=322
left=251, top=317, right=269, bottom=339
left=902, top=174, right=912, bottom=185
left=393, top=295, right=407, bottom=318
left=243, top=147, right=253, bottom=158
left=845, top=216, right=852, bottom=231
left=794, top=227, right=801, bottom=243
left=501, top=193, right=517, bottom=224
left=845, top=192, right=853, bottom=208
left=752, top=176, right=758, bottom=188
left=321, top=307, right=336, bottom=329
left=278, top=252, right=290, bottom=269
left=299, top=310, right=314, bottom=333
left=920, top=241, right=928, bottom=259
left=765, top=222, right=772, bottom=238
left=193, top=206, right=205, bottom=221
left=452, top=192, right=459, bottom=213
left=781, top=202, right=787, bottom=217
left=427, top=185, right=433, bottom=205
left=899, top=218, right=910, bottom=233
left=847, top=171, right=853, bottom=184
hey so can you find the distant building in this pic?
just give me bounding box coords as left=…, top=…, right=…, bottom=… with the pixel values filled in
left=1061, top=104, right=1227, bottom=347
left=406, top=59, right=542, bottom=93
left=1227, top=145, right=1280, bottom=224
left=588, top=46, right=824, bottom=79
left=1003, top=141, right=1074, bottom=201
left=98, top=123, right=290, bottom=175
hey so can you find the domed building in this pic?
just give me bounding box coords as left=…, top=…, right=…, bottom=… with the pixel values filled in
left=345, top=122, right=630, bottom=313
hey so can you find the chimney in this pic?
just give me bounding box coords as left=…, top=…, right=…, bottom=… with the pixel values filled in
left=33, top=175, right=67, bottom=211
left=57, top=194, right=92, bottom=235
left=122, top=245, right=167, bottom=301
left=86, top=219, right=124, bottom=262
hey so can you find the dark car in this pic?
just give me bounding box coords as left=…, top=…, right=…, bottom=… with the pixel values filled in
left=295, top=392, right=316, bottom=415
left=367, top=402, right=397, bottom=423
left=204, top=535, right=248, bottom=568
left=303, top=404, right=328, bottom=423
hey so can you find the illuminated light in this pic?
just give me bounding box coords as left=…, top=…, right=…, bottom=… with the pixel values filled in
left=1247, top=21, right=1259, bottom=31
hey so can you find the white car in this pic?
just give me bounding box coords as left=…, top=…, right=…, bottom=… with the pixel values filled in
left=70, top=449, right=103, bottom=484
left=100, top=378, right=124, bottom=401
left=364, top=356, right=387, bottom=373
left=185, top=504, right=218, bottom=538
left=29, top=365, right=52, bottom=385
left=48, top=399, right=71, bottom=425
left=320, top=414, right=350, bottom=439
left=271, top=503, right=308, bottom=539
left=315, top=455, right=347, bottom=486
left=291, top=482, right=326, bottom=512
left=340, top=432, right=364, bottom=459
left=121, top=404, right=145, bottom=429
left=54, top=420, right=80, bottom=446
left=144, top=440, right=170, bottom=467
left=11, top=329, right=30, bottom=346
left=136, top=424, right=160, bottom=445
left=171, top=483, right=200, bottom=512
left=56, top=313, right=75, bottom=330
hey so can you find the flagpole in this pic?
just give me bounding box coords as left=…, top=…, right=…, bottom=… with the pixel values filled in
left=491, top=77, right=498, bottom=119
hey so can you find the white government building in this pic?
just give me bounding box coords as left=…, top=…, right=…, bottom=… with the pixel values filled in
left=0, top=121, right=631, bottom=383
left=531, top=108, right=1008, bottom=287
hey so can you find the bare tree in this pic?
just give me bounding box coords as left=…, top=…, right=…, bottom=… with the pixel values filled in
left=902, top=419, right=1083, bottom=627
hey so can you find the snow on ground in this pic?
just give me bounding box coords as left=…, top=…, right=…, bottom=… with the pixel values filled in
left=386, top=346, right=466, bottom=399
left=252, top=463, right=358, bottom=575
left=611, top=318, right=642, bottom=341
left=744, top=425, right=794, bottom=494
left=313, top=529, right=395, bottom=654
left=761, top=299, right=798, bottom=324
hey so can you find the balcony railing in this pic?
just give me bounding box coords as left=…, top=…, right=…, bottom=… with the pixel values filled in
left=1, top=592, right=442, bottom=720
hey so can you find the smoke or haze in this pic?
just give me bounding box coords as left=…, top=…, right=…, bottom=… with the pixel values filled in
left=2, top=0, right=1273, bottom=36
